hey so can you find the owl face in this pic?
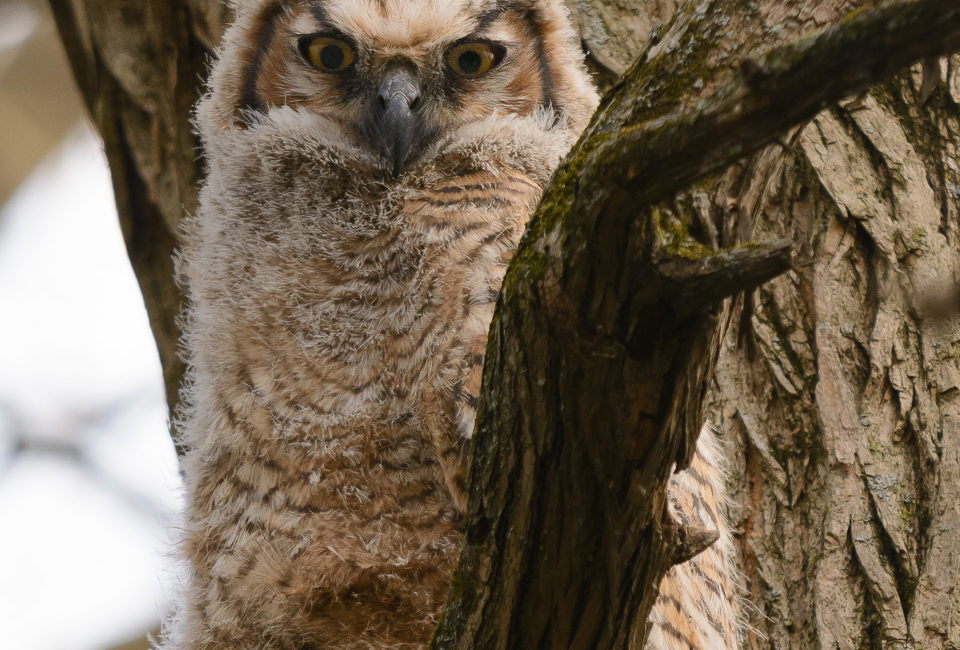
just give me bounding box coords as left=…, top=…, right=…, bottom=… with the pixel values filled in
left=228, top=0, right=567, bottom=174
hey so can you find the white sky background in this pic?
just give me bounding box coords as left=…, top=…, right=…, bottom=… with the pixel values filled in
left=0, top=125, right=183, bottom=649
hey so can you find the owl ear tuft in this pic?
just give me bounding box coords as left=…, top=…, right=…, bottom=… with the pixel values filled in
left=526, top=0, right=600, bottom=130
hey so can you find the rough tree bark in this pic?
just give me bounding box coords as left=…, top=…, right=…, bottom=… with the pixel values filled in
left=711, top=48, right=960, bottom=650
left=46, top=0, right=960, bottom=647
left=45, top=0, right=229, bottom=453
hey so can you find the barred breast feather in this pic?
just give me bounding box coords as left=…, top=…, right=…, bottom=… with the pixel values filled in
left=169, top=107, right=574, bottom=649
left=649, top=428, right=742, bottom=649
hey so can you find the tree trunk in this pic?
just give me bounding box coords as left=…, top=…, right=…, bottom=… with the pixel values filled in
left=46, top=0, right=229, bottom=453
left=46, top=0, right=960, bottom=646
left=710, top=59, right=960, bottom=649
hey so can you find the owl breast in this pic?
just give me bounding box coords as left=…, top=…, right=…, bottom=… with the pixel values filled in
left=171, top=108, right=550, bottom=649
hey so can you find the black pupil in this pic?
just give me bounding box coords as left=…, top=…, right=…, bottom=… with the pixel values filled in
left=320, top=44, right=345, bottom=69
left=458, top=49, right=483, bottom=74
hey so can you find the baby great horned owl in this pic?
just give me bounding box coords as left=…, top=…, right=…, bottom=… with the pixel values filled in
left=166, top=0, right=740, bottom=648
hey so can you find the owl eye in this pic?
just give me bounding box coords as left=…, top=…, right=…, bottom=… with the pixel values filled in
left=299, top=35, right=355, bottom=73
left=446, top=41, right=504, bottom=77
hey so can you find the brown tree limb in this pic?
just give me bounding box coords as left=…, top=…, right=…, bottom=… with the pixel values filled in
left=661, top=239, right=794, bottom=319
left=668, top=524, right=720, bottom=568
left=576, top=0, right=960, bottom=209
left=432, top=1, right=960, bottom=648
left=46, top=0, right=227, bottom=454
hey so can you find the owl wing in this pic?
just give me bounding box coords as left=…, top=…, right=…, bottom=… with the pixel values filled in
left=407, top=169, right=543, bottom=510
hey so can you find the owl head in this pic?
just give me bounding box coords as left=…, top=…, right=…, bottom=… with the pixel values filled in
left=204, top=0, right=598, bottom=174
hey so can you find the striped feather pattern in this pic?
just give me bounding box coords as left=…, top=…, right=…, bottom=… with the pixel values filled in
left=645, top=427, right=743, bottom=649
left=166, top=102, right=576, bottom=648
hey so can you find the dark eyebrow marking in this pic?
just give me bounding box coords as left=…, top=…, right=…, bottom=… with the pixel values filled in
left=309, top=2, right=332, bottom=26
left=521, top=10, right=556, bottom=111
left=240, top=1, right=288, bottom=114
left=475, top=7, right=505, bottom=30
left=475, top=0, right=529, bottom=31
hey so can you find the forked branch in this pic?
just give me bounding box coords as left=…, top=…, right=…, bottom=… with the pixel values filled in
left=433, top=1, right=960, bottom=648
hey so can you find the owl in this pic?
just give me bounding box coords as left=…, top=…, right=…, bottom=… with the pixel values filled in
left=164, top=0, right=740, bottom=648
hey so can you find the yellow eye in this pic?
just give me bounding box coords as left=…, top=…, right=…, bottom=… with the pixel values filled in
left=300, top=35, right=355, bottom=73
left=446, top=42, right=503, bottom=77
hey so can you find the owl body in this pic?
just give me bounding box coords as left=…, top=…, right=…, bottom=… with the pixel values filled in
left=166, top=1, right=740, bottom=648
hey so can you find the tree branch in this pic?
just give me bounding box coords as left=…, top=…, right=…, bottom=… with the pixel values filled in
left=661, top=239, right=794, bottom=319
left=432, top=1, right=960, bottom=648
left=577, top=0, right=960, bottom=209
left=46, top=0, right=228, bottom=454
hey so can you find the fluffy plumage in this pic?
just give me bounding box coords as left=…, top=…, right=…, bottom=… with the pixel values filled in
left=648, top=426, right=742, bottom=649
left=163, top=1, right=740, bottom=648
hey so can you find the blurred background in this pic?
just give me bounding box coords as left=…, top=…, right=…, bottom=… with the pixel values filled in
left=0, top=1, right=183, bottom=648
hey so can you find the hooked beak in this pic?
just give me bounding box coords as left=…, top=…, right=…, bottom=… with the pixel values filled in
left=372, top=67, right=424, bottom=175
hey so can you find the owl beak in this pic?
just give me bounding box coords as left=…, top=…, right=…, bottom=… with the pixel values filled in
left=374, top=67, right=424, bottom=175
